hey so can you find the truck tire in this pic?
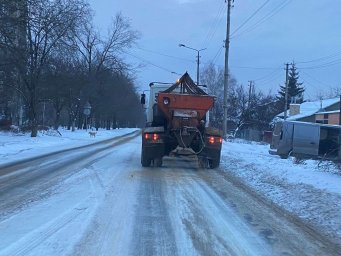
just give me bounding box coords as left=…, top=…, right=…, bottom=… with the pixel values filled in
left=198, top=157, right=208, bottom=168
left=208, top=156, right=220, bottom=169
left=154, top=157, right=163, bottom=167
left=141, top=149, right=151, bottom=167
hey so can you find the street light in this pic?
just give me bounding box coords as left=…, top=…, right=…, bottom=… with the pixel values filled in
left=171, top=71, right=181, bottom=76
left=179, top=44, right=206, bottom=85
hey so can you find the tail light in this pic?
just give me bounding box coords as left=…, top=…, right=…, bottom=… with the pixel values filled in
left=208, top=136, right=223, bottom=145
left=153, top=133, right=159, bottom=140
left=144, top=133, right=162, bottom=143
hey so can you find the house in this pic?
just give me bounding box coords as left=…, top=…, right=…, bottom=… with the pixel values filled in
left=276, top=97, right=340, bottom=125
left=315, top=110, right=340, bottom=125
left=271, top=97, right=341, bottom=159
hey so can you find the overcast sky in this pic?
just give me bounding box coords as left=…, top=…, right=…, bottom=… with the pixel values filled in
left=89, top=0, right=341, bottom=100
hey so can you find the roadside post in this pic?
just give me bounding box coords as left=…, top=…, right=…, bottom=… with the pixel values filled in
left=83, top=101, right=91, bottom=131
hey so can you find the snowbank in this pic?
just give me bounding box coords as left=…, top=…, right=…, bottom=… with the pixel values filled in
left=0, top=128, right=139, bottom=166
left=221, top=139, right=341, bottom=245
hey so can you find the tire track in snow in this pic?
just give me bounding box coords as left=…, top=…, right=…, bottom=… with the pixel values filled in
left=161, top=160, right=271, bottom=256
left=0, top=199, right=90, bottom=256
left=0, top=134, right=140, bottom=255
left=130, top=168, right=178, bottom=256
left=72, top=137, right=141, bottom=256
left=195, top=169, right=341, bottom=255
left=0, top=132, right=139, bottom=219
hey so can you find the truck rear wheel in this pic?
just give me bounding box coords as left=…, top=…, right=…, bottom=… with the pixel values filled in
left=154, top=157, right=163, bottom=167
left=141, top=148, right=151, bottom=167
left=208, top=156, right=220, bottom=169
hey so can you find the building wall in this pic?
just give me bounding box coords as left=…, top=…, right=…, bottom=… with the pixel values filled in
left=315, top=113, right=328, bottom=124
left=328, top=113, right=340, bottom=125
left=315, top=113, right=340, bottom=125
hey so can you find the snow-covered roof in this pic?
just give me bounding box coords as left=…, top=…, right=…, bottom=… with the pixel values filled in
left=277, top=97, right=340, bottom=121
left=316, top=109, right=340, bottom=114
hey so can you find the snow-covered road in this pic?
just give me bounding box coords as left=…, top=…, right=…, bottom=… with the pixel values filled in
left=0, top=134, right=340, bottom=255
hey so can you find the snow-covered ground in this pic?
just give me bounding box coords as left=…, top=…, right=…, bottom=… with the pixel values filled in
left=0, top=128, right=139, bottom=166
left=0, top=133, right=141, bottom=256
left=1, top=131, right=340, bottom=254
left=221, top=139, right=341, bottom=245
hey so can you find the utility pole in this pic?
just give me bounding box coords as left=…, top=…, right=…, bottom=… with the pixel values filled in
left=339, top=95, right=341, bottom=125
left=284, top=63, right=290, bottom=120
left=248, top=80, right=253, bottom=106
left=223, top=0, right=233, bottom=139
left=197, top=51, right=200, bottom=86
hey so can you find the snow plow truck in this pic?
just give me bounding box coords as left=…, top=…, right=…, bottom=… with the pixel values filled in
left=140, top=72, right=222, bottom=168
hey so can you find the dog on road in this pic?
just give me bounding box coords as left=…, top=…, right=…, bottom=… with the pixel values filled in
left=89, top=131, right=97, bottom=138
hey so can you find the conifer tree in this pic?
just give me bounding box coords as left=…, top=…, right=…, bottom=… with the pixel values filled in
left=277, top=63, right=305, bottom=109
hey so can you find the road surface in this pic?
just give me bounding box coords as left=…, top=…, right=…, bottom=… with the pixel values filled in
left=0, top=132, right=339, bottom=256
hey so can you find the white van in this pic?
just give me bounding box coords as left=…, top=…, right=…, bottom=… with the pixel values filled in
left=269, top=121, right=340, bottom=159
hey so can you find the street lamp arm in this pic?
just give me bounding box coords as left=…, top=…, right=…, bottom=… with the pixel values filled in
left=178, top=43, right=207, bottom=86
left=179, top=43, right=207, bottom=53
left=179, top=43, right=198, bottom=53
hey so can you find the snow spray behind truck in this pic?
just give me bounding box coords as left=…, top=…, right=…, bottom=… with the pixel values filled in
left=140, top=73, right=222, bottom=168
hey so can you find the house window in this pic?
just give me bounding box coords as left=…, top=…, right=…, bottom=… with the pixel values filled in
left=316, top=113, right=329, bottom=124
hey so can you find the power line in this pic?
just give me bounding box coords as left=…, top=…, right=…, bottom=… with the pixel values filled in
left=230, top=0, right=271, bottom=37
left=258, top=72, right=283, bottom=88
left=231, top=0, right=292, bottom=39
left=231, top=65, right=281, bottom=70
left=301, top=70, right=332, bottom=88
left=296, top=49, right=341, bottom=64
left=123, top=51, right=179, bottom=75
left=301, top=78, right=323, bottom=96
left=201, top=2, right=227, bottom=48
left=135, top=46, right=194, bottom=63
left=254, top=67, right=282, bottom=82
left=211, top=46, right=223, bottom=64
left=298, top=58, right=341, bottom=69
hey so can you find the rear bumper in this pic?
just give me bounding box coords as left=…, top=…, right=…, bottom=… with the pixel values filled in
left=142, top=143, right=165, bottom=159
left=201, top=146, right=221, bottom=160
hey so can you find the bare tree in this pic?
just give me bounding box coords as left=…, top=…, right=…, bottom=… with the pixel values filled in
left=75, top=13, right=140, bottom=77
left=201, top=63, right=281, bottom=138
left=0, top=0, right=89, bottom=136
left=73, top=12, right=140, bottom=129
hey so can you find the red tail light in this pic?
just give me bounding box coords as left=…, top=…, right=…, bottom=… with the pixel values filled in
left=208, top=136, right=223, bottom=144
left=144, top=133, right=160, bottom=141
